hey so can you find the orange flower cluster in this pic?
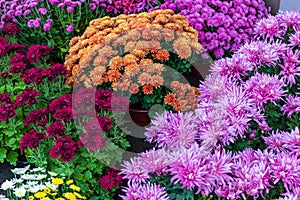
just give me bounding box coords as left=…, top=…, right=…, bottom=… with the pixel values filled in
left=64, top=9, right=203, bottom=111
left=64, top=9, right=202, bottom=85
left=164, top=81, right=199, bottom=111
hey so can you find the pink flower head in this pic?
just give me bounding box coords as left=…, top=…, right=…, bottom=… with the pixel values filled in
left=243, top=73, right=286, bottom=108
left=120, top=157, right=150, bottom=183
left=66, top=24, right=74, bottom=33
left=281, top=95, right=300, bottom=118
left=37, top=8, right=47, bottom=15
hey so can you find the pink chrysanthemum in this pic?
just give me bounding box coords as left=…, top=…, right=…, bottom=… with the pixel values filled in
left=243, top=73, right=286, bottom=108
left=277, top=11, right=300, bottom=30
left=255, top=15, right=284, bottom=40
left=168, top=144, right=215, bottom=195
left=145, top=111, right=197, bottom=148
left=120, top=157, right=150, bottom=183
left=270, top=152, right=300, bottom=191
left=137, top=183, right=170, bottom=200
left=281, top=95, right=300, bottom=118
left=237, top=41, right=280, bottom=66
left=289, top=31, right=300, bottom=47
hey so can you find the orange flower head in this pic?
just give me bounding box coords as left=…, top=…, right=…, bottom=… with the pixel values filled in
left=150, top=75, right=164, bottom=87
left=123, top=54, right=137, bottom=66
left=131, top=49, right=147, bottom=58
left=152, top=49, right=170, bottom=61
left=151, top=63, right=164, bottom=73
left=129, top=83, right=140, bottom=94
left=173, top=37, right=192, bottom=59
left=124, top=41, right=136, bottom=53
left=164, top=93, right=177, bottom=106
left=113, top=36, right=127, bottom=46
left=173, top=99, right=182, bottom=111
left=125, top=63, right=139, bottom=74
left=109, top=56, right=123, bottom=70
left=135, top=41, right=150, bottom=51
left=170, top=81, right=180, bottom=90
left=143, top=84, right=153, bottom=94
left=107, top=69, right=122, bottom=83
left=138, top=72, right=151, bottom=85
left=155, top=14, right=170, bottom=24
left=140, top=59, right=153, bottom=68
left=93, top=55, right=107, bottom=67
left=163, top=29, right=175, bottom=41
left=149, top=40, right=161, bottom=52
left=142, top=29, right=153, bottom=40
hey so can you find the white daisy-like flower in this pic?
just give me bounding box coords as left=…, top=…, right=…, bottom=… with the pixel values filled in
left=28, top=185, right=41, bottom=193
left=45, top=181, right=58, bottom=191
left=26, top=181, right=38, bottom=186
left=36, top=174, right=47, bottom=180
left=0, top=194, right=10, bottom=200
left=11, top=165, right=30, bottom=175
left=11, top=178, right=23, bottom=184
left=14, top=187, right=26, bottom=197
left=21, top=174, right=37, bottom=180
left=30, top=167, right=45, bottom=172
left=48, top=171, right=58, bottom=177
left=1, top=180, right=15, bottom=190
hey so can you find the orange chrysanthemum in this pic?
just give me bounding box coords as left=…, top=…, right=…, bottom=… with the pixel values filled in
left=131, top=49, right=147, bottom=58
left=150, top=75, right=164, bottom=87
left=123, top=54, right=137, bottom=66
left=125, top=63, right=139, bottom=74
left=129, top=83, right=140, bottom=94
left=140, top=59, right=153, bottom=68
left=143, top=84, right=153, bottom=94
left=164, top=93, right=177, bottom=105
left=124, top=41, right=136, bottom=53
left=173, top=37, right=192, bottom=59
left=109, top=56, right=123, bottom=70
left=138, top=73, right=151, bottom=85
left=93, top=55, right=107, bottom=67
left=107, top=70, right=122, bottom=82
left=152, top=49, right=170, bottom=61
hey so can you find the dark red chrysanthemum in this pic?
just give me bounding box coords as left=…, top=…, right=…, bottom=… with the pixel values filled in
left=111, top=96, right=129, bottom=112
left=49, top=136, right=79, bottom=162
left=53, top=107, right=73, bottom=122
left=9, top=61, right=26, bottom=74
left=97, top=116, right=113, bottom=132
left=85, top=118, right=102, bottom=134
left=24, top=108, right=48, bottom=126
left=20, top=68, right=44, bottom=84
left=81, top=133, right=106, bottom=152
left=10, top=53, right=25, bottom=66
left=46, top=121, right=65, bottom=138
left=7, top=44, right=26, bottom=54
left=15, top=88, right=40, bottom=106
left=1, top=23, right=20, bottom=37
left=36, top=118, right=48, bottom=127
left=99, top=169, right=123, bottom=190
left=49, top=94, right=72, bottom=112
left=0, top=94, right=12, bottom=104
left=26, top=45, right=52, bottom=64
left=20, top=129, right=46, bottom=150
left=0, top=103, right=17, bottom=121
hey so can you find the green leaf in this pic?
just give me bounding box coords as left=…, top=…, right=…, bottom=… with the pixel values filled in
left=7, top=151, right=18, bottom=165
left=0, top=148, right=7, bottom=162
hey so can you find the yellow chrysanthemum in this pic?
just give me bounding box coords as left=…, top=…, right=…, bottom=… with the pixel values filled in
left=44, top=187, right=51, bottom=193
left=51, top=193, right=58, bottom=196
left=41, top=197, right=51, bottom=200
left=28, top=196, right=34, bottom=200
left=63, top=192, right=77, bottom=200
left=69, top=184, right=81, bottom=192
left=73, top=192, right=84, bottom=199
left=35, top=191, right=47, bottom=198
left=52, top=178, right=64, bottom=185
left=66, top=180, right=74, bottom=185
left=55, top=198, right=65, bottom=200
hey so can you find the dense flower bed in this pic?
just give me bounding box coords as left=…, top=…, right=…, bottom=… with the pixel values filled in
left=120, top=11, right=300, bottom=200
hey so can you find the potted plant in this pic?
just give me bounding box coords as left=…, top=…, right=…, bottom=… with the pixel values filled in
left=64, top=9, right=207, bottom=126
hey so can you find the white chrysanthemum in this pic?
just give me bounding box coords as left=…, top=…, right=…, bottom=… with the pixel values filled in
left=30, top=167, right=45, bottom=172
left=21, top=174, right=37, bottom=180
left=45, top=181, right=58, bottom=191
left=11, top=165, right=30, bottom=175
left=1, top=180, right=15, bottom=190
left=28, top=185, right=41, bottom=193
left=26, top=181, right=38, bottom=186
left=36, top=174, right=47, bottom=180
left=48, top=171, right=58, bottom=177
left=14, top=187, right=26, bottom=197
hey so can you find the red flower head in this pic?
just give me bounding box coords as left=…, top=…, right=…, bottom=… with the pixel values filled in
left=46, top=121, right=66, bottom=138
left=20, top=129, right=46, bottom=150
left=49, top=136, right=79, bottom=162
left=99, top=169, right=123, bottom=190
left=53, top=107, right=74, bottom=122
left=0, top=103, right=16, bottom=121
left=49, top=94, right=72, bottom=112
left=15, top=88, right=40, bottom=106
left=2, top=23, right=20, bottom=37
left=9, top=62, right=26, bottom=74
left=24, top=108, right=48, bottom=126
left=26, top=45, right=52, bottom=64
left=20, top=68, right=44, bottom=84
left=81, top=133, right=106, bottom=152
